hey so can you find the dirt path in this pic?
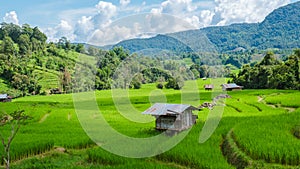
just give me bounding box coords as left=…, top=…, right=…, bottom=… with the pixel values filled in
left=258, top=96, right=296, bottom=113
left=39, top=114, right=50, bottom=123
left=68, top=113, right=71, bottom=121
left=257, top=96, right=264, bottom=102
left=282, top=107, right=296, bottom=113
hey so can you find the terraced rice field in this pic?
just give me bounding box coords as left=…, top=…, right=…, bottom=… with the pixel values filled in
left=0, top=79, right=299, bottom=168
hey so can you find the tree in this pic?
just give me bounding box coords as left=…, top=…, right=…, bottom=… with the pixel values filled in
left=259, top=51, right=280, bottom=66
left=75, top=44, right=85, bottom=53
left=0, top=110, right=31, bottom=169
left=165, top=76, right=184, bottom=90
left=17, top=34, right=31, bottom=55
left=130, top=80, right=141, bottom=89
left=1, top=36, right=16, bottom=55
left=60, top=68, right=72, bottom=93
left=233, top=51, right=299, bottom=90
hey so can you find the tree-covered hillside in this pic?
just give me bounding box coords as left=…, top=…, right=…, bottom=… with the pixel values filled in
left=113, top=34, right=193, bottom=54
left=0, top=23, right=85, bottom=97
left=203, top=1, right=300, bottom=52
left=112, top=1, right=300, bottom=54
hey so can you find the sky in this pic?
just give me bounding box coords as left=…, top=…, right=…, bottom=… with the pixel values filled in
left=0, top=0, right=299, bottom=45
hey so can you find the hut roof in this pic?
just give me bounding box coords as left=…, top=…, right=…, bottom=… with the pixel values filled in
left=0, top=94, right=8, bottom=99
left=142, top=103, right=198, bottom=116
left=204, top=84, right=214, bottom=88
left=222, top=83, right=243, bottom=89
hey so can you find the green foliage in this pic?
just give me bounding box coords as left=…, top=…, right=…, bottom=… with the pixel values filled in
left=130, top=80, right=141, bottom=89
left=165, top=77, right=184, bottom=90
left=156, top=82, right=164, bottom=89
left=114, top=34, right=193, bottom=54
left=233, top=50, right=300, bottom=89
left=0, top=23, right=87, bottom=95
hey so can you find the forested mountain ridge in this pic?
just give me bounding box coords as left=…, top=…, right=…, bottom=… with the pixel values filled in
left=113, top=34, right=193, bottom=54
left=113, top=1, right=300, bottom=54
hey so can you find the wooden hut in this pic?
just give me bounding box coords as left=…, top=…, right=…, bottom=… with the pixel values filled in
left=204, top=84, right=214, bottom=91
left=0, top=94, right=12, bottom=102
left=142, top=103, right=199, bottom=131
left=221, top=83, right=243, bottom=91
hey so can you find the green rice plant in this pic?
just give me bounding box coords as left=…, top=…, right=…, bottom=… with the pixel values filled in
left=233, top=110, right=300, bottom=166
left=0, top=79, right=299, bottom=168
left=265, top=92, right=300, bottom=108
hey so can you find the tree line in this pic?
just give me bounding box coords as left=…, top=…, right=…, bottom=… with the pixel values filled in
left=231, top=50, right=300, bottom=90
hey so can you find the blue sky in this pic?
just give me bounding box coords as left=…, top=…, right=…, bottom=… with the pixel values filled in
left=0, top=0, right=164, bottom=27
left=0, top=0, right=299, bottom=45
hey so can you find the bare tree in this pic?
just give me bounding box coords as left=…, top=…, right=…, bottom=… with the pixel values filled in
left=0, top=110, right=31, bottom=169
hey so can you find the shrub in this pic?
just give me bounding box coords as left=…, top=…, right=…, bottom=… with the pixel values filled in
left=156, top=83, right=164, bottom=89
left=130, top=80, right=141, bottom=89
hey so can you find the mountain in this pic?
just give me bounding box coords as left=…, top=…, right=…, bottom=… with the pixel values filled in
left=113, top=34, right=193, bottom=55
left=112, top=1, right=300, bottom=54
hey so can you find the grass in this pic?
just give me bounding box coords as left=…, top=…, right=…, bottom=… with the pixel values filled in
left=265, top=93, right=300, bottom=108
left=0, top=79, right=299, bottom=168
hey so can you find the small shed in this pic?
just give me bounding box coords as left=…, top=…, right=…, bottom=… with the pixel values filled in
left=204, top=84, right=214, bottom=91
left=221, top=83, right=243, bottom=91
left=142, top=103, right=199, bottom=131
left=0, top=94, right=12, bottom=102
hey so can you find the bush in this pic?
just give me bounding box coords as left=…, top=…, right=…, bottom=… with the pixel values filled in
left=165, top=77, right=184, bottom=90
left=156, top=83, right=164, bottom=89
left=130, top=80, right=141, bottom=89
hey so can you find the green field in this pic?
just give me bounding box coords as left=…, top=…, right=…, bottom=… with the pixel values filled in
left=0, top=79, right=299, bottom=169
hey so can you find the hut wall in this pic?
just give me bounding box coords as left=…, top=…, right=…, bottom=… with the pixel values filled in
left=155, top=110, right=196, bottom=131
left=180, top=110, right=193, bottom=129
left=156, top=116, right=176, bottom=130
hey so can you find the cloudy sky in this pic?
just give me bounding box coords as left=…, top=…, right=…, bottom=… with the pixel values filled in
left=0, top=0, right=298, bottom=45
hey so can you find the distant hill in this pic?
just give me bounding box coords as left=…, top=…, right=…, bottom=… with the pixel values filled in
left=113, top=34, right=193, bottom=54
left=112, top=1, right=300, bottom=54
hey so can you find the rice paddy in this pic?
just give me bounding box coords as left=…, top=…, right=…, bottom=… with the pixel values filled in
left=0, top=79, right=299, bottom=168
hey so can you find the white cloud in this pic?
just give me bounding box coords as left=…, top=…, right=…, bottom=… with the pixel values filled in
left=120, top=0, right=131, bottom=6
left=95, top=1, right=117, bottom=18
left=3, top=11, right=19, bottom=25
left=184, top=15, right=200, bottom=28
left=151, top=0, right=196, bottom=15
left=150, top=0, right=201, bottom=30
left=150, top=8, right=162, bottom=14
left=59, top=7, right=97, bottom=24
left=74, top=16, right=94, bottom=42
left=199, top=10, right=215, bottom=27
left=89, top=25, right=132, bottom=46
left=213, top=0, right=290, bottom=26
left=92, top=1, right=118, bottom=29
left=162, top=0, right=196, bottom=13
left=44, top=20, right=76, bottom=42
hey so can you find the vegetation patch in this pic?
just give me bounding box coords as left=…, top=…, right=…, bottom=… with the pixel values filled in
left=293, top=125, right=300, bottom=139
left=233, top=113, right=300, bottom=166
left=245, top=103, right=263, bottom=112
left=222, top=129, right=298, bottom=169
left=221, top=129, right=251, bottom=169
left=226, top=104, right=243, bottom=113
